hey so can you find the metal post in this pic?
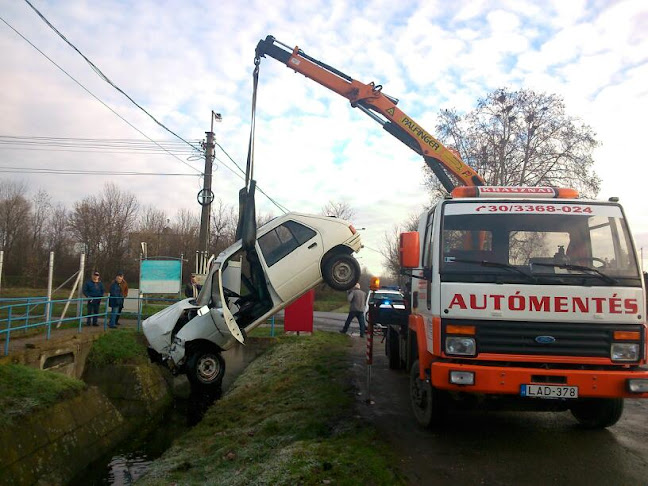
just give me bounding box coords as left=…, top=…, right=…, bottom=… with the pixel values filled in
left=199, top=130, right=215, bottom=252
left=76, top=253, right=86, bottom=319
left=4, top=307, right=12, bottom=356
left=0, top=250, right=4, bottom=294
left=365, top=303, right=375, bottom=405
left=45, top=251, right=54, bottom=320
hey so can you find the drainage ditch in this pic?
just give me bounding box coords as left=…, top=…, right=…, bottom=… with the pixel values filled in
left=69, top=341, right=270, bottom=485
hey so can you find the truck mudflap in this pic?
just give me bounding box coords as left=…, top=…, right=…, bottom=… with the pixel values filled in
left=430, top=362, right=648, bottom=399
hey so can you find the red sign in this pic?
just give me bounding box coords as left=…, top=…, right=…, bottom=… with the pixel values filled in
left=284, top=289, right=314, bottom=332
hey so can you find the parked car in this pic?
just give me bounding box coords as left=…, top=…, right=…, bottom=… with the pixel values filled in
left=364, top=289, right=407, bottom=325
left=143, top=212, right=362, bottom=389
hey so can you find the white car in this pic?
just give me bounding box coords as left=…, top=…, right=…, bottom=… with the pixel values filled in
left=143, top=212, right=362, bottom=389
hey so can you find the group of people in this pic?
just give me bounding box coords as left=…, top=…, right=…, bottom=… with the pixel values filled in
left=82, top=271, right=129, bottom=328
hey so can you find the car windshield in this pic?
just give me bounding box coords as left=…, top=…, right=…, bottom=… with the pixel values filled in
left=369, top=292, right=404, bottom=303
left=440, top=201, right=641, bottom=286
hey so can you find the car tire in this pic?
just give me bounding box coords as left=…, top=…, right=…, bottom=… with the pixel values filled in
left=186, top=345, right=226, bottom=390
left=322, top=253, right=360, bottom=291
left=570, top=398, right=624, bottom=429
left=410, top=360, right=447, bottom=428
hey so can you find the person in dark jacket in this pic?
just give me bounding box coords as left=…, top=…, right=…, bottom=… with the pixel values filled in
left=82, top=271, right=105, bottom=326
left=108, top=272, right=125, bottom=329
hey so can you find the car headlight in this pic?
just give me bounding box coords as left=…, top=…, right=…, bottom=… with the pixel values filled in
left=611, top=343, right=639, bottom=362
left=445, top=336, right=476, bottom=356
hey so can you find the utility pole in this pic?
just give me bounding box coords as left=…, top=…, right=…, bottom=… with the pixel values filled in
left=199, top=112, right=221, bottom=252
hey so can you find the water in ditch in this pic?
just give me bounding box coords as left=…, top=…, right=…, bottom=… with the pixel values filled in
left=70, top=342, right=268, bottom=485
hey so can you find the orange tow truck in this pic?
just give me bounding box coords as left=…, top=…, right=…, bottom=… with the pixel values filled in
left=255, top=35, right=648, bottom=428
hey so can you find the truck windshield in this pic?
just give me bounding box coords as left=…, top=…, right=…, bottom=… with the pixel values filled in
left=440, top=201, right=640, bottom=286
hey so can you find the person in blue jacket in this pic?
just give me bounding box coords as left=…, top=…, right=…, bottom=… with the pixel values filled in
left=83, top=271, right=105, bottom=326
left=108, top=272, right=125, bottom=329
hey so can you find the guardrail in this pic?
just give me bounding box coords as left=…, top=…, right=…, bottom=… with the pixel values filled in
left=0, top=295, right=181, bottom=356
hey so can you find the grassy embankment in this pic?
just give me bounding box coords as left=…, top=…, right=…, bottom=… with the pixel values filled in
left=0, top=364, right=85, bottom=427
left=0, top=329, right=148, bottom=428
left=138, top=332, right=403, bottom=486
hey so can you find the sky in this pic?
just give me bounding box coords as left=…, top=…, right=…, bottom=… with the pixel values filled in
left=1, top=0, right=647, bottom=275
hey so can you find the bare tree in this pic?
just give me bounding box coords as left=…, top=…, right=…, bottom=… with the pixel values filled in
left=321, top=200, right=356, bottom=221
left=0, top=181, right=32, bottom=280
left=138, top=206, right=170, bottom=256
left=381, top=213, right=420, bottom=281
left=427, top=88, right=601, bottom=199
left=69, top=183, right=138, bottom=276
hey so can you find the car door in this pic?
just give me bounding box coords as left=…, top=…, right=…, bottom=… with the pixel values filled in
left=257, top=220, right=323, bottom=302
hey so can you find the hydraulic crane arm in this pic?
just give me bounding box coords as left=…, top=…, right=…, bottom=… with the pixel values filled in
left=255, top=35, right=484, bottom=191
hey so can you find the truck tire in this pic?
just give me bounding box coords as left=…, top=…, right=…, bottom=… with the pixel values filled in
left=570, top=398, right=624, bottom=429
left=410, top=360, right=446, bottom=428
left=322, top=254, right=360, bottom=291
left=186, top=345, right=226, bottom=391
left=387, top=327, right=400, bottom=369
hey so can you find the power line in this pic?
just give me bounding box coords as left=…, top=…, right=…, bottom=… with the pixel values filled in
left=0, top=166, right=200, bottom=176
left=0, top=135, right=200, bottom=155
left=23, top=0, right=202, bottom=155
left=6, top=7, right=290, bottom=214
left=0, top=15, right=202, bottom=174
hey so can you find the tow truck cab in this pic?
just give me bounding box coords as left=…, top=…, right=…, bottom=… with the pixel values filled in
left=398, top=186, right=648, bottom=428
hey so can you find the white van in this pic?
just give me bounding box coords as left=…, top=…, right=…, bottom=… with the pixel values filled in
left=143, top=212, right=362, bottom=389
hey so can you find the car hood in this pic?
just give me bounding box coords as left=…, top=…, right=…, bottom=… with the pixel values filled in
left=142, top=298, right=199, bottom=353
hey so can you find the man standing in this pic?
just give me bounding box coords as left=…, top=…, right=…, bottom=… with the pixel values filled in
left=340, top=283, right=366, bottom=337
left=83, top=271, right=105, bottom=327
left=108, top=272, right=125, bottom=329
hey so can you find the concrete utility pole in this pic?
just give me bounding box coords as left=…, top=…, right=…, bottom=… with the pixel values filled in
left=198, top=130, right=215, bottom=252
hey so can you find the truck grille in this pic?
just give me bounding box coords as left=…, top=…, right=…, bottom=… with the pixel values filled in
left=442, top=319, right=644, bottom=359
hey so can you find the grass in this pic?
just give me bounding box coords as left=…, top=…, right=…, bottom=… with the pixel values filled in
left=85, top=328, right=149, bottom=366
left=0, top=364, right=85, bottom=427
left=138, top=332, right=403, bottom=486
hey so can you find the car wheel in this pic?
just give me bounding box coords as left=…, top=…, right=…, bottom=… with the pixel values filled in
left=186, top=346, right=226, bottom=390
left=322, top=254, right=360, bottom=291
left=570, top=398, right=624, bottom=428
left=410, top=360, right=447, bottom=428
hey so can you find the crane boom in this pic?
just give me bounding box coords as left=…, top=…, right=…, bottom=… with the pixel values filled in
left=255, top=35, right=484, bottom=191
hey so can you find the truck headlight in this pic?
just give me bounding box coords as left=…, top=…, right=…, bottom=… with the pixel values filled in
left=611, top=343, right=639, bottom=362
left=445, top=336, right=476, bottom=356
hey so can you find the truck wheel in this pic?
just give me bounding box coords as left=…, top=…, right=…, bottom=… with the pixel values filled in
left=410, top=360, right=446, bottom=428
left=186, top=346, right=226, bottom=390
left=570, top=398, right=624, bottom=428
left=387, top=327, right=400, bottom=369
left=322, top=254, right=360, bottom=291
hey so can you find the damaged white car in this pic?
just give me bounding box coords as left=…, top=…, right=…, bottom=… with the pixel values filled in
left=143, top=212, right=362, bottom=389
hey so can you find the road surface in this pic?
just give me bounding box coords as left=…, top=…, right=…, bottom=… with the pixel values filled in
left=338, top=326, right=648, bottom=486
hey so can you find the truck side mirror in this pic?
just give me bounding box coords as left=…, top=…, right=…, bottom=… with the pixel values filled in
left=400, top=232, right=420, bottom=268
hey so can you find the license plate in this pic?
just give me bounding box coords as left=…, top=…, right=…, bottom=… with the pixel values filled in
left=521, top=384, right=578, bottom=399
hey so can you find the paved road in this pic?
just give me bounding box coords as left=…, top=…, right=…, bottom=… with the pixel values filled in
left=343, top=333, right=648, bottom=486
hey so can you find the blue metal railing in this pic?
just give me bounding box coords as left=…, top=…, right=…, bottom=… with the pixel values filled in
left=0, top=295, right=182, bottom=356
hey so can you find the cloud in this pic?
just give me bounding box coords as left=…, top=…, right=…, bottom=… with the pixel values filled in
left=1, top=0, right=647, bottom=276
